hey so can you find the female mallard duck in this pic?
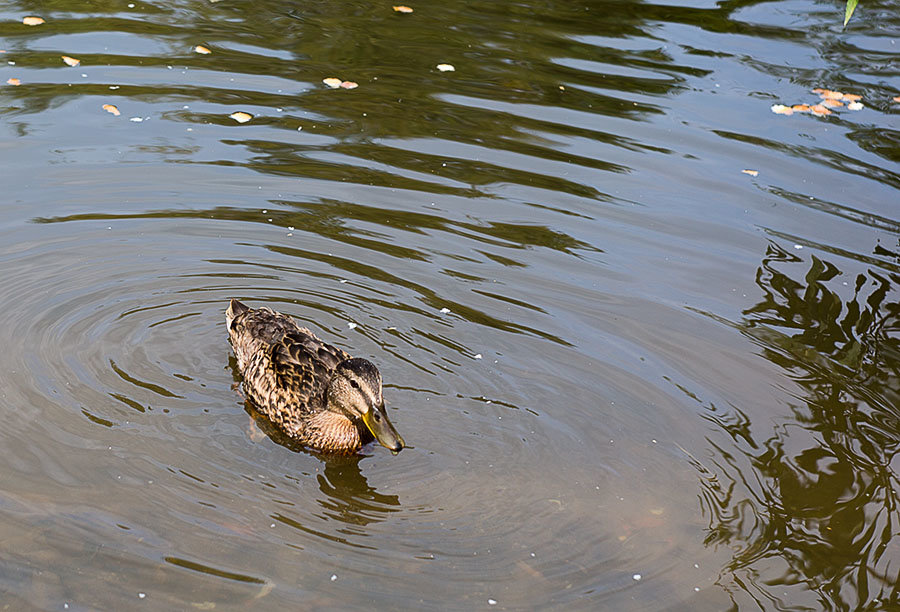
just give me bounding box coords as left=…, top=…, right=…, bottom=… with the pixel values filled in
left=226, top=299, right=404, bottom=453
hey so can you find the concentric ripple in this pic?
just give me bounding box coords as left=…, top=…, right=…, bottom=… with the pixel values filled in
left=2, top=0, right=898, bottom=608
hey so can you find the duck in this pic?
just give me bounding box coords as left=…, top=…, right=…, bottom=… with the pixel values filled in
left=225, top=299, right=404, bottom=454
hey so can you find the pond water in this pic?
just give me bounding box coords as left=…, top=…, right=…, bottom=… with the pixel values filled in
left=1, top=0, right=898, bottom=609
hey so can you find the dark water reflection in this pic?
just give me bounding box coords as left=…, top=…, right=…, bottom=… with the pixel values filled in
left=1, top=0, right=899, bottom=608
left=697, top=246, right=900, bottom=609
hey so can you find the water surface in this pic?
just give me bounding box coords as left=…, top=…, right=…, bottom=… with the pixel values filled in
left=1, top=0, right=899, bottom=609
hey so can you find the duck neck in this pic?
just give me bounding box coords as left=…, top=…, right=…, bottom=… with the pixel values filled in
left=306, top=411, right=362, bottom=453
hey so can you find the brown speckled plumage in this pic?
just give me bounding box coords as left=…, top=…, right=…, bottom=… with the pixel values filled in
left=225, top=299, right=404, bottom=454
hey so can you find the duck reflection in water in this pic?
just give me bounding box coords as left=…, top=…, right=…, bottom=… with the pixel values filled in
left=243, top=398, right=402, bottom=529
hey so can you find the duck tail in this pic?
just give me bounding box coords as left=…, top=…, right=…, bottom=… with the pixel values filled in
left=226, top=299, right=250, bottom=329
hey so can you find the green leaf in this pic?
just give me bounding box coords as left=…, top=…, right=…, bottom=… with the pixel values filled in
left=843, top=0, right=858, bottom=26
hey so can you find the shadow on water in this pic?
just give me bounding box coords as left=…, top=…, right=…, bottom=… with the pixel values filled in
left=270, top=450, right=403, bottom=550
left=234, top=361, right=403, bottom=532
left=690, top=242, right=900, bottom=609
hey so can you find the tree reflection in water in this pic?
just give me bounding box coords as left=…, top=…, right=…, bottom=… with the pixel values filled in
left=697, top=242, right=900, bottom=609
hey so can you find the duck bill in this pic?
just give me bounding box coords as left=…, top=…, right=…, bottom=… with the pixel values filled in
left=362, top=406, right=404, bottom=452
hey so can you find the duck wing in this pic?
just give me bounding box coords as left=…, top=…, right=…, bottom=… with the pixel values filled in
left=267, top=332, right=351, bottom=411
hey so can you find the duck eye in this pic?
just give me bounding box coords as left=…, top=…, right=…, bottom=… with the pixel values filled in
left=350, top=380, right=360, bottom=390
left=374, top=412, right=382, bottom=422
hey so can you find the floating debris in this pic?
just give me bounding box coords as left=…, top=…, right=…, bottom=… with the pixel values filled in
left=474, top=353, right=482, bottom=359
left=741, top=169, right=759, bottom=177
left=439, top=307, right=451, bottom=314
left=229, top=111, right=252, bottom=123
left=347, top=322, right=357, bottom=330
left=6, top=78, right=20, bottom=86
left=436, top=63, right=455, bottom=72
left=812, top=88, right=844, bottom=100
left=61, top=56, right=81, bottom=67
left=102, top=104, right=120, bottom=116
left=393, top=5, right=414, bottom=13
left=129, top=116, right=144, bottom=122
left=23, top=16, right=45, bottom=26
left=330, top=574, right=337, bottom=581
left=322, top=77, right=342, bottom=88
left=633, top=573, right=642, bottom=581
left=772, top=88, right=864, bottom=119
left=487, top=600, right=497, bottom=606
left=194, top=45, right=211, bottom=55
left=811, top=88, right=861, bottom=103
left=340, top=80, right=358, bottom=89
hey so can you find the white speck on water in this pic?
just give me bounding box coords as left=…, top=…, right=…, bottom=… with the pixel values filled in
left=270, top=523, right=275, bottom=528
left=128, top=3, right=134, bottom=7
left=109, top=85, right=119, bottom=89
left=107, top=226, right=112, bottom=230
left=288, top=226, right=295, bottom=231
left=339, top=279, right=348, bottom=283
left=347, top=322, right=357, bottom=330
left=330, top=574, right=337, bottom=581
left=474, top=353, right=482, bottom=359
left=297, top=126, right=303, bottom=131
left=138, top=592, right=146, bottom=599
left=633, top=574, right=642, bottom=581
left=694, top=587, right=700, bottom=592
left=286, top=233, right=292, bottom=237
left=487, top=599, right=497, bottom=605
left=794, top=244, right=803, bottom=249
left=652, top=439, right=657, bottom=444
left=694, top=563, right=699, bottom=568
left=64, top=605, right=69, bottom=610
left=530, top=552, right=535, bottom=557
left=262, top=209, right=267, bottom=213
left=81, top=73, right=87, bottom=78
left=440, top=307, right=450, bottom=314
left=129, top=117, right=143, bottom=122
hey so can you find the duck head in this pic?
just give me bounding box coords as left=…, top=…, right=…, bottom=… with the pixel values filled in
left=327, top=358, right=404, bottom=452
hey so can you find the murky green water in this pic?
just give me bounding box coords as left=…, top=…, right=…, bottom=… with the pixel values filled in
left=1, top=0, right=898, bottom=609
